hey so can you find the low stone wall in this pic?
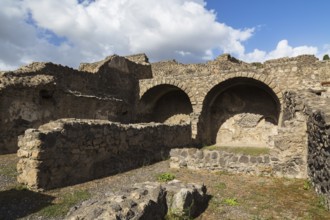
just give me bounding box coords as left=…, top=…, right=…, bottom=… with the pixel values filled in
left=17, top=119, right=191, bottom=190
left=170, top=146, right=307, bottom=178
left=170, top=148, right=278, bottom=176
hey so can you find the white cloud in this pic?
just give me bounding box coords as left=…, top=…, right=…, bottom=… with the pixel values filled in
left=241, top=40, right=318, bottom=62
left=0, top=0, right=324, bottom=71
left=0, top=0, right=255, bottom=70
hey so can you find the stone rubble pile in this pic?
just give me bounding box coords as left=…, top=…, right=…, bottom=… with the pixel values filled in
left=66, top=180, right=208, bottom=220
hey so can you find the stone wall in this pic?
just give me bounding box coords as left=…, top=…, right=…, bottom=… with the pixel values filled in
left=17, top=119, right=191, bottom=190
left=139, top=55, right=330, bottom=141
left=169, top=91, right=310, bottom=179
left=307, top=110, right=330, bottom=209
left=280, top=90, right=330, bottom=209
left=170, top=148, right=280, bottom=176
left=0, top=55, right=151, bottom=153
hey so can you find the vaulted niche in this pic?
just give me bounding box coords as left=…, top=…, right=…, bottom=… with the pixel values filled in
left=199, top=77, right=281, bottom=146
left=138, top=85, right=193, bottom=123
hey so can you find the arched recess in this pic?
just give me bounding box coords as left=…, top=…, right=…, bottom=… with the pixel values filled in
left=198, top=77, right=281, bottom=146
left=138, top=84, right=193, bottom=123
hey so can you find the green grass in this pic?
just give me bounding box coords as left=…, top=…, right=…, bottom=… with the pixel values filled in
left=303, top=180, right=313, bottom=191
left=203, top=145, right=270, bottom=156
left=0, top=163, right=17, bottom=178
left=223, top=197, right=239, bottom=206
left=215, top=182, right=227, bottom=190
left=40, top=190, right=90, bottom=218
left=157, top=172, right=176, bottom=182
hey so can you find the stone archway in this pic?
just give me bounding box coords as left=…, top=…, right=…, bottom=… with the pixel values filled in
left=198, top=77, right=281, bottom=146
left=138, top=84, right=193, bottom=123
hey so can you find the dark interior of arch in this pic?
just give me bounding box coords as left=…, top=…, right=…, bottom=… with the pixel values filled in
left=198, top=77, right=281, bottom=145
left=138, top=85, right=193, bottom=123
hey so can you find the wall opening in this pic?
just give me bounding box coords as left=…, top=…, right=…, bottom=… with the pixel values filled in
left=138, top=85, right=193, bottom=123
left=39, top=89, right=54, bottom=99
left=198, top=77, right=281, bottom=147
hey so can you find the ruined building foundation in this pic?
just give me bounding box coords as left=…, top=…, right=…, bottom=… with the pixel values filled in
left=1, top=53, right=330, bottom=208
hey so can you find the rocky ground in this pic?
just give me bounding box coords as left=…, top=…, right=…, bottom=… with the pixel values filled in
left=1, top=153, right=330, bottom=219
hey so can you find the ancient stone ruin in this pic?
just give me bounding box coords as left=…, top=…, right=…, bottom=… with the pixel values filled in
left=1, top=53, right=330, bottom=208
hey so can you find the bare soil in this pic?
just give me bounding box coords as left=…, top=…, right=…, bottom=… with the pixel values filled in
left=1, top=153, right=330, bottom=220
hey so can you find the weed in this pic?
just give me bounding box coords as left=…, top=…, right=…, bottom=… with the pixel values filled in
left=40, top=190, right=90, bottom=217
left=303, top=180, right=312, bottom=191
left=14, top=184, right=28, bottom=191
left=165, top=211, right=192, bottom=220
left=165, top=197, right=194, bottom=220
left=215, top=182, right=227, bottom=190
left=223, top=198, right=239, bottom=206
left=316, top=195, right=327, bottom=209
left=157, top=172, right=176, bottom=182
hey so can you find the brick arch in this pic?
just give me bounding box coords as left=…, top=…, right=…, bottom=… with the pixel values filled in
left=200, top=72, right=283, bottom=106
left=138, top=81, right=194, bottom=123
left=139, top=79, right=196, bottom=105
left=196, top=74, right=283, bottom=144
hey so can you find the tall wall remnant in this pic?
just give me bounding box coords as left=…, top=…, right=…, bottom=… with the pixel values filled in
left=1, top=53, right=330, bottom=199
left=0, top=54, right=151, bottom=153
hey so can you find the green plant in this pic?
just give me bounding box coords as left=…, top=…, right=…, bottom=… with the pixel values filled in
left=157, top=172, right=176, bottom=182
left=165, top=210, right=192, bottom=220
left=323, top=54, right=330, bottom=61
left=223, top=197, right=239, bottom=206
left=0, top=163, right=17, bottom=178
left=316, top=195, right=327, bottom=209
left=215, top=182, right=227, bottom=190
left=303, top=180, right=312, bottom=191
left=40, top=190, right=90, bottom=217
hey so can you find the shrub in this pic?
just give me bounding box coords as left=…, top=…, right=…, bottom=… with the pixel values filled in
left=323, top=54, right=330, bottom=61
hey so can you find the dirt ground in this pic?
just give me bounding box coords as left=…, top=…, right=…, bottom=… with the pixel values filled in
left=1, top=153, right=330, bottom=220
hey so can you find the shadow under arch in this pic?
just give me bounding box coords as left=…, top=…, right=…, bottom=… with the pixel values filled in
left=137, top=84, right=193, bottom=123
left=197, top=77, right=281, bottom=145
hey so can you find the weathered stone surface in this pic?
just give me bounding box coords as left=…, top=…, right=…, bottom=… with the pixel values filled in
left=2, top=53, right=330, bottom=209
left=66, top=182, right=167, bottom=220
left=66, top=181, right=208, bottom=220
left=0, top=55, right=149, bottom=153
left=17, top=119, right=192, bottom=190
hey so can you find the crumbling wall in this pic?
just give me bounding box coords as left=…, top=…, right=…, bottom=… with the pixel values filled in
left=17, top=119, right=191, bottom=190
left=276, top=90, right=330, bottom=209
left=216, top=113, right=278, bottom=147
left=170, top=91, right=310, bottom=179
left=0, top=55, right=150, bottom=153
left=307, top=110, right=330, bottom=209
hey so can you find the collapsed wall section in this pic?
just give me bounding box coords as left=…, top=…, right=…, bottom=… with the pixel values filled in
left=0, top=54, right=149, bottom=154
left=17, top=119, right=191, bottom=190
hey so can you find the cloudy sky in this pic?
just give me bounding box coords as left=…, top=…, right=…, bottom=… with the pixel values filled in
left=1, top=0, right=329, bottom=70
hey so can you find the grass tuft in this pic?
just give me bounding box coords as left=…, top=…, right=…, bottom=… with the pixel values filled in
left=40, top=190, right=90, bottom=218
left=223, top=197, right=239, bottom=206
left=157, top=172, right=176, bottom=182
left=0, top=163, right=17, bottom=178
